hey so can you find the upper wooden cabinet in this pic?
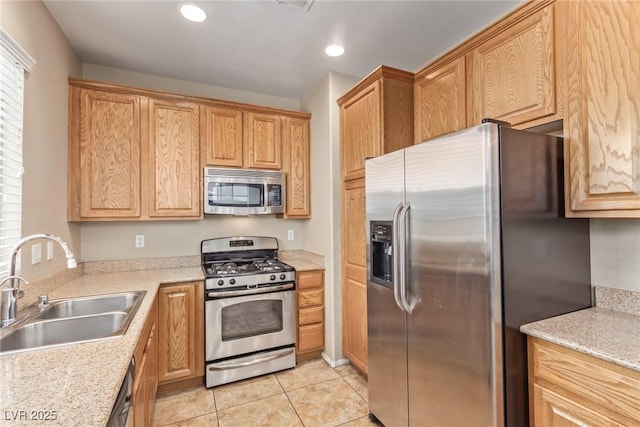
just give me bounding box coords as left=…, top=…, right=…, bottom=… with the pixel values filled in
left=414, top=57, right=466, bottom=142
left=70, top=88, right=142, bottom=219
left=467, top=6, right=556, bottom=127
left=68, top=80, right=202, bottom=221
left=202, top=106, right=244, bottom=167
left=562, top=0, right=640, bottom=217
left=244, top=112, right=282, bottom=170
left=338, top=66, right=414, bottom=181
left=282, top=117, right=311, bottom=218
left=148, top=98, right=201, bottom=218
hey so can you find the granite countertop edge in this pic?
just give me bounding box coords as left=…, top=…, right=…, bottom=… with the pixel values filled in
left=520, top=306, right=640, bottom=373
left=0, top=266, right=204, bottom=427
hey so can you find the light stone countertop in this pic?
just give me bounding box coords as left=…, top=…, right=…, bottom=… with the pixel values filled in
left=279, top=250, right=325, bottom=272
left=0, top=266, right=203, bottom=427
left=520, top=307, right=640, bottom=372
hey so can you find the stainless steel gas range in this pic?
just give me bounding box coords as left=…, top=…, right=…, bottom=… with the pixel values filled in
left=201, top=236, right=296, bottom=388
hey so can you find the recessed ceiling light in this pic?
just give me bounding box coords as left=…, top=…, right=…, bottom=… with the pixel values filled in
left=180, top=4, right=207, bottom=22
left=325, top=44, right=344, bottom=57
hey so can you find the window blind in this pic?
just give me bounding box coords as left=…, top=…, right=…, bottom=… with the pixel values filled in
left=0, top=29, right=34, bottom=277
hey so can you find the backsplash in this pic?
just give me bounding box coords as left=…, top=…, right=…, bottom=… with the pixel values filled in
left=595, top=286, right=640, bottom=316
left=83, top=255, right=200, bottom=275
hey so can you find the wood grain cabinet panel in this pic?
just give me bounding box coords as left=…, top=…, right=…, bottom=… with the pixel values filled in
left=72, top=88, right=141, bottom=219
left=562, top=0, right=640, bottom=216
left=148, top=98, right=201, bottom=217
left=243, top=112, right=282, bottom=169
left=528, top=337, right=640, bottom=426
left=343, top=179, right=366, bottom=268
left=282, top=117, right=311, bottom=218
left=414, top=57, right=466, bottom=142
left=468, top=6, right=556, bottom=126
left=202, top=106, right=243, bottom=167
left=295, top=270, right=324, bottom=362
left=340, top=80, right=382, bottom=181
left=131, top=296, right=157, bottom=427
left=343, top=264, right=367, bottom=375
left=158, top=281, right=204, bottom=384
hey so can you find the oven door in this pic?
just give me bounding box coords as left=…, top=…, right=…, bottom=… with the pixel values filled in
left=205, top=288, right=296, bottom=361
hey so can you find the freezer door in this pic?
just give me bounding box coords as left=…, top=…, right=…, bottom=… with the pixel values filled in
left=365, top=150, right=409, bottom=427
left=404, top=123, right=503, bottom=427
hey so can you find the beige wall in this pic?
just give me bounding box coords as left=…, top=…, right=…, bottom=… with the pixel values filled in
left=1, top=1, right=82, bottom=281
left=301, top=71, right=358, bottom=364
left=83, top=63, right=300, bottom=111
left=591, top=219, right=640, bottom=292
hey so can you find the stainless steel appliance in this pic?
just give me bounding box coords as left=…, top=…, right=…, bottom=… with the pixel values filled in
left=203, top=167, right=285, bottom=215
left=107, top=358, right=135, bottom=427
left=201, top=236, right=296, bottom=387
left=365, top=121, right=592, bottom=427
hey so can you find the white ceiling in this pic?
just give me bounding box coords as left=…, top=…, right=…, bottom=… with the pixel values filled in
left=44, top=0, right=524, bottom=100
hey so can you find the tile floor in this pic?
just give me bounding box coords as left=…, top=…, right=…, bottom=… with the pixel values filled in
left=153, top=359, right=379, bottom=427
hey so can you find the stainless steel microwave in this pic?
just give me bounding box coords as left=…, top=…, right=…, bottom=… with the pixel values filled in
left=203, top=167, right=285, bottom=215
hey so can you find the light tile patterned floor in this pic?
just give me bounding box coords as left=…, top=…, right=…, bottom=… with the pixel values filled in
left=154, top=359, right=379, bottom=427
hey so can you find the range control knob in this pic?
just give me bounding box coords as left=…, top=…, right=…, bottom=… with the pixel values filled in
left=270, top=274, right=276, bottom=281
left=280, top=273, right=286, bottom=280
left=217, top=279, right=224, bottom=286
left=230, top=278, right=236, bottom=285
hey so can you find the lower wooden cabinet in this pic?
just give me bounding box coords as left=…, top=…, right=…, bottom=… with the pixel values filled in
left=131, top=296, right=158, bottom=427
left=296, top=270, right=325, bottom=362
left=528, top=337, right=640, bottom=426
left=158, top=281, right=204, bottom=385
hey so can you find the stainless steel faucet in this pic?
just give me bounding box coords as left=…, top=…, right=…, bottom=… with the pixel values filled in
left=1, top=233, right=77, bottom=327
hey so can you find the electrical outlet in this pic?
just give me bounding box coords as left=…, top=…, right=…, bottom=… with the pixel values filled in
left=47, top=241, right=54, bottom=261
left=135, top=235, right=145, bottom=248
left=32, top=243, right=42, bottom=264
left=287, top=230, right=294, bottom=241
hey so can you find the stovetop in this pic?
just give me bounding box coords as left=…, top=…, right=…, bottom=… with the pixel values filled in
left=201, top=236, right=296, bottom=291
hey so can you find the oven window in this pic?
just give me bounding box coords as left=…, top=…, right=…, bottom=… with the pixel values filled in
left=208, top=183, right=263, bottom=207
left=221, top=300, right=284, bottom=341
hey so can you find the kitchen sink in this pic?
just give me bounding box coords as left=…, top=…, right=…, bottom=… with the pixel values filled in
left=0, top=312, right=129, bottom=353
left=36, top=291, right=144, bottom=320
left=0, top=290, right=146, bottom=354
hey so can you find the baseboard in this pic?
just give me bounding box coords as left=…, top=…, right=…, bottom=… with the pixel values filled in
left=321, top=352, right=350, bottom=368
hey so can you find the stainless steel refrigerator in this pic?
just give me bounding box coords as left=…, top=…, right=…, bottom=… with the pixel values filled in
left=365, top=122, right=591, bottom=427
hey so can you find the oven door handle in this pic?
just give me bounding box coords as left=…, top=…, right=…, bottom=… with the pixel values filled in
left=207, top=283, right=294, bottom=298
left=208, top=348, right=294, bottom=371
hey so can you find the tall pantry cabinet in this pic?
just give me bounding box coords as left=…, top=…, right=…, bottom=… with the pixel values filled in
left=338, top=66, right=414, bottom=374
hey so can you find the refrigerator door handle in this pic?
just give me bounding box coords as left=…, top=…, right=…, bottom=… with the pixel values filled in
left=398, top=202, right=413, bottom=313
left=392, top=202, right=405, bottom=312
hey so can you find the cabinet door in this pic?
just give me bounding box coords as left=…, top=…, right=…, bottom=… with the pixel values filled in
left=340, top=81, right=381, bottom=181
left=203, top=106, right=243, bottom=167
left=564, top=0, right=640, bottom=216
left=343, top=264, right=368, bottom=375
left=77, top=89, right=141, bottom=218
left=414, top=57, right=466, bottom=142
left=132, top=353, right=148, bottom=427
left=243, top=112, right=282, bottom=169
left=283, top=117, right=311, bottom=217
left=532, top=384, right=627, bottom=427
left=148, top=99, right=201, bottom=218
left=342, top=178, right=368, bottom=373
left=468, top=6, right=555, bottom=126
left=158, top=282, right=204, bottom=383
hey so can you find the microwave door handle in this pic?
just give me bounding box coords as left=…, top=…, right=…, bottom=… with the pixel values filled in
left=392, top=203, right=405, bottom=312
left=399, top=202, right=412, bottom=313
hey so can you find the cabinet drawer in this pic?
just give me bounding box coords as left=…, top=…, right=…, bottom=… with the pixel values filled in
left=297, top=271, right=323, bottom=290
left=530, top=338, right=640, bottom=421
left=299, top=306, right=324, bottom=326
left=298, top=323, right=324, bottom=353
left=298, top=289, right=323, bottom=308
